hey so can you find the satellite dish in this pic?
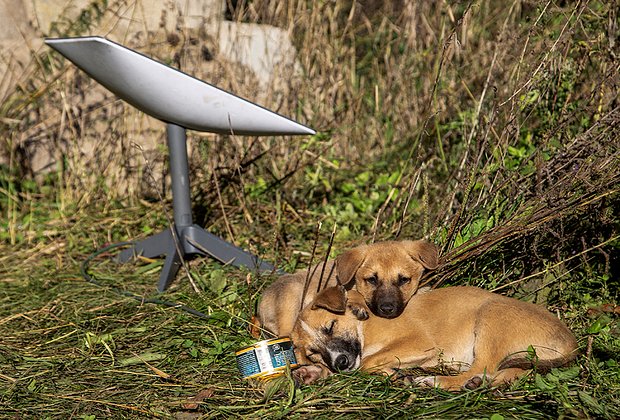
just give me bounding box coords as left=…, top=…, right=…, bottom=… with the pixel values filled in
left=45, top=36, right=314, bottom=135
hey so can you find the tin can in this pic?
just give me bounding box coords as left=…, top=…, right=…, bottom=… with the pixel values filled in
left=235, top=337, right=298, bottom=380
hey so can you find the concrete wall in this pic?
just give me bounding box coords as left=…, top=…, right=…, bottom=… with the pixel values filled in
left=0, top=0, right=301, bottom=198
left=1, top=0, right=297, bottom=89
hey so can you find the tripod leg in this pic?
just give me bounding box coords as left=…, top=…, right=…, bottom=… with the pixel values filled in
left=184, top=225, right=283, bottom=274
left=116, top=223, right=283, bottom=292
left=116, top=227, right=185, bottom=291
left=117, top=228, right=175, bottom=262
left=157, top=244, right=183, bottom=292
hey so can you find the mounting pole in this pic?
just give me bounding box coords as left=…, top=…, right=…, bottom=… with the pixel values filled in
left=117, top=123, right=281, bottom=291
left=168, top=124, right=192, bottom=229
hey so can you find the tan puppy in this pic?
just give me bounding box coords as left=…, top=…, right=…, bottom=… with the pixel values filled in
left=290, top=285, right=578, bottom=390
left=257, top=240, right=438, bottom=337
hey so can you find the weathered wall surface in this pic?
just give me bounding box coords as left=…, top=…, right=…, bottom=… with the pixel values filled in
left=1, top=0, right=301, bottom=199
left=2, top=0, right=296, bottom=87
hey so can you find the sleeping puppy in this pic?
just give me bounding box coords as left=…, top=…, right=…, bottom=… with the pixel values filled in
left=257, top=240, right=439, bottom=337
left=290, top=285, right=578, bottom=390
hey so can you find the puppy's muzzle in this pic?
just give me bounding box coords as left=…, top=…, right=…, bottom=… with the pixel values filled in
left=324, top=337, right=361, bottom=372
left=371, top=297, right=404, bottom=319
left=378, top=302, right=398, bottom=318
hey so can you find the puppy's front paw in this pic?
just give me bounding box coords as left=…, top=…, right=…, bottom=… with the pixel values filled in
left=412, top=376, right=439, bottom=388
left=292, top=365, right=329, bottom=386
left=348, top=303, right=369, bottom=320
left=344, top=290, right=370, bottom=320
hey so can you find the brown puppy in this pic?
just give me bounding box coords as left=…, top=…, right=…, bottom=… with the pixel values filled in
left=290, top=285, right=578, bottom=390
left=257, top=240, right=438, bottom=337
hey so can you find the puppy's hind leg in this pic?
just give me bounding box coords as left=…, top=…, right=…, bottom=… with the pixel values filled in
left=416, top=312, right=514, bottom=390
left=414, top=370, right=488, bottom=391
left=488, top=367, right=529, bottom=387
left=452, top=367, right=529, bottom=390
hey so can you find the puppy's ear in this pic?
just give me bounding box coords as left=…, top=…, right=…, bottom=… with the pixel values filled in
left=335, top=246, right=366, bottom=287
left=311, top=286, right=347, bottom=314
left=404, top=240, right=439, bottom=270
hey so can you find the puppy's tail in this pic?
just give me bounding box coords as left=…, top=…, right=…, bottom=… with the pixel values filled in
left=498, top=348, right=579, bottom=372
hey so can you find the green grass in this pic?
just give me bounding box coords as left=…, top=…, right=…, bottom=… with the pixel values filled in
left=1, top=0, right=619, bottom=418
left=0, top=199, right=618, bottom=418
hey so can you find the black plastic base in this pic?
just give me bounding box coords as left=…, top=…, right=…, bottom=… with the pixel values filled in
left=118, top=224, right=280, bottom=292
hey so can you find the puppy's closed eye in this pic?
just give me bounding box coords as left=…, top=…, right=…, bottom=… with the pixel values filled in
left=306, top=348, right=323, bottom=363
left=320, top=320, right=336, bottom=336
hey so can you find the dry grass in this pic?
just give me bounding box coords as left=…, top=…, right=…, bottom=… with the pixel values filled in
left=1, top=0, right=619, bottom=418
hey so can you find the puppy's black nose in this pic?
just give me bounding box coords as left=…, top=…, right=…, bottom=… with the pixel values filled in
left=379, top=303, right=396, bottom=316
left=334, top=354, right=350, bottom=371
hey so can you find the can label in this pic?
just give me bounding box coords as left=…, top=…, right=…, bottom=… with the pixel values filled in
left=236, top=338, right=298, bottom=380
